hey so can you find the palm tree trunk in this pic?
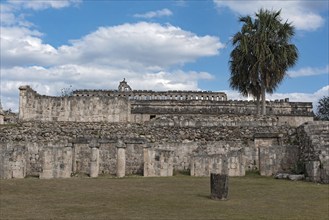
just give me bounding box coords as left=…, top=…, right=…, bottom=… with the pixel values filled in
left=261, top=86, right=266, bottom=115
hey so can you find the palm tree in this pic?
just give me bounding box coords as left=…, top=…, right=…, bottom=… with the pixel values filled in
left=229, top=9, right=298, bottom=115
left=230, top=15, right=262, bottom=114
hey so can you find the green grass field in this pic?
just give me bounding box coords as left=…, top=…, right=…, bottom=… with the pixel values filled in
left=0, top=174, right=328, bottom=220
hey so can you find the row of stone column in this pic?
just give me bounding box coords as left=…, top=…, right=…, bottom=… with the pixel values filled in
left=89, top=140, right=126, bottom=178
left=39, top=140, right=175, bottom=179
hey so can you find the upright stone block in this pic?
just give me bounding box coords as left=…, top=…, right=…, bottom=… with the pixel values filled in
left=143, top=145, right=155, bottom=177
left=18, top=85, right=29, bottom=120
left=59, top=146, right=73, bottom=178
left=210, top=173, right=229, bottom=200
left=143, top=145, right=173, bottom=177
left=12, top=161, right=26, bottom=178
left=89, top=140, right=100, bottom=178
left=40, top=150, right=53, bottom=179
left=305, top=161, right=321, bottom=182
left=116, top=140, right=126, bottom=178
left=0, top=112, right=4, bottom=125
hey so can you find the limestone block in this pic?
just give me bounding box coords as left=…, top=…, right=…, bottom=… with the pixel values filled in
left=12, top=161, right=26, bottom=178
left=40, top=150, right=54, bottom=179
left=0, top=113, right=4, bottom=125
left=288, top=174, right=305, bottom=181
left=143, top=148, right=156, bottom=177
left=58, top=146, right=73, bottom=178
left=143, top=148, right=173, bottom=177
left=305, top=161, right=321, bottom=182
left=274, top=173, right=290, bottom=179
left=90, top=147, right=99, bottom=178
left=117, top=147, right=126, bottom=178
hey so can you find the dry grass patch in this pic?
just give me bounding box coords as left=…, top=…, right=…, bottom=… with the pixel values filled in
left=1, top=175, right=328, bottom=220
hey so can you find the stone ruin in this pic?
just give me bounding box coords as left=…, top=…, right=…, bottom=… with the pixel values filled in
left=0, top=80, right=328, bottom=183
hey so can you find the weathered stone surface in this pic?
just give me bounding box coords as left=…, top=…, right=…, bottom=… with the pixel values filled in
left=18, top=85, right=313, bottom=125
left=116, top=142, right=126, bottom=178
left=210, top=173, right=229, bottom=200
left=288, top=174, right=305, bottom=181
left=190, top=150, right=244, bottom=177
left=19, top=86, right=130, bottom=123
left=297, top=121, right=329, bottom=183
left=89, top=147, right=99, bottom=178
left=143, top=147, right=174, bottom=177
left=0, top=83, right=326, bottom=183
left=274, top=173, right=290, bottom=179
left=0, top=120, right=320, bottom=180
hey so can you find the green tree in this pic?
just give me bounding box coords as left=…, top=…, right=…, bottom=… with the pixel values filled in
left=230, top=16, right=262, bottom=114
left=61, top=85, right=73, bottom=97
left=316, top=96, right=329, bottom=121
left=229, top=9, right=298, bottom=115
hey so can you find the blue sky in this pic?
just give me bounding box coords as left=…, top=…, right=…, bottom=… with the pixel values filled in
left=0, top=0, right=328, bottom=111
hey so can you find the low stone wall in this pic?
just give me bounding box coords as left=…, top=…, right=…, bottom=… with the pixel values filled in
left=191, top=150, right=245, bottom=177
left=131, top=99, right=313, bottom=122
left=148, top=115, right=279, bottom=127
left=1, top=121, right=326, bottom=182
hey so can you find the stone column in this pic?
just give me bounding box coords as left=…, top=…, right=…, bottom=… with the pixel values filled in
left=116, top=139, right=126, bottom=178
left=11, top=155, right=26, bottom=179
left=305, top=161, right=321, bottom=182
left=18, top=85, right=29, bottom=120
left=210, top=155, right=229, bottom=200
left=0, top=110, right=4, bottom=125
left=210, top=173, right=229, bottom=200
left=59, top=145, right=73, bottom=178
left=89, top=140, right=100, bottom=178
left=40, top=150, right=53, bottom=179
left=143, top=144, right=155, bottom=177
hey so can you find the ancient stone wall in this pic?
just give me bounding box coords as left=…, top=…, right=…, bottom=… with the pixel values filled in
left=73, top=89, right=227, bottom=102
left=297, top=121, right=329, bottom=183
left=0, top=119, right=299, bottom=179
left=18, top=86, right=130, bottom=122
left=18, top=86, right=313, bottom=126
left=130, top=99, right=313, bottom=126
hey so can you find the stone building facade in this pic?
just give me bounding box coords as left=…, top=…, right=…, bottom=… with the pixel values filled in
left=1, top=80, right=328, bottom=183
left=19, top=80, right=313, bottom=126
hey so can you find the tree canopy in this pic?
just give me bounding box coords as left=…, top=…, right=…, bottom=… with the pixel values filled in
left=229, top=9, right=298, bottom=115
left=316, top=96, right=329, bottom=121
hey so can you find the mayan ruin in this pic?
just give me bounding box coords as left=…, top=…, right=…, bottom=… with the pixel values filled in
left=0, top=79, right=327, bottom=184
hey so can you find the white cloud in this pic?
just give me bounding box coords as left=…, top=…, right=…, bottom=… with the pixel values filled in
left=213, top=0, right=327, bottom=31
left=134, top=8, right=173, bottom=19
left=58, top=22, right=223, bottom=68
left=1, top=0, right=81, bottom=27
left=7, top=0, right=81, bottom=10
left=0, top=26, right=58, bottom=67
left=1, top=22, right=223, bottom=69
left=1, top=1, right=223, bottom=112
left=0, top=65, right=216, bottom=111
left=224, top=85, right=329, bottom=112
left=288, top=65, right=329, bottom=78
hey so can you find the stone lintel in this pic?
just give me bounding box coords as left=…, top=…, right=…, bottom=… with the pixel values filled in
left=123, top=138, right=146, bottom=144
left=253, top=133, right=283, bottom=139
left=156, top=149, right=174, bottom=153
left=71, top=137, right=147, bottom=145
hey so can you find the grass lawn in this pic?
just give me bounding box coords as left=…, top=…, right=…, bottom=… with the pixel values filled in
left=0, top=174, right=328, bottom=220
